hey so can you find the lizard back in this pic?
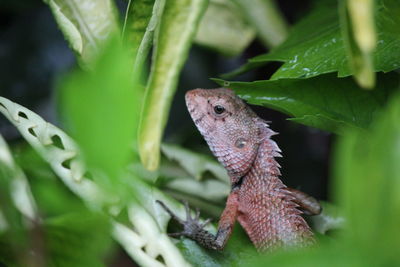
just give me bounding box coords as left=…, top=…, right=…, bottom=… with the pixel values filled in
left=237, top=129, right=314, bottom=251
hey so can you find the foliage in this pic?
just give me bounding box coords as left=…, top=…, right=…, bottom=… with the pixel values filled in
left=214, top=72, right=399, bottom=134
left=243, top=89, right=400, bottom=267
left=1, top=0, right=400, bottom=266
left=223, top=0, right=400, bottom=84
left=137, top=0, right=208, bottom=170
left=43, top=0, right=119, bottom=66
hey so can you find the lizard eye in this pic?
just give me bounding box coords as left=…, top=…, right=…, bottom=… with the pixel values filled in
left=213, top=105, right=225, bottom=115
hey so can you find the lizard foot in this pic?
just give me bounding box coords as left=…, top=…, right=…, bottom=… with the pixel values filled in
left=156, top=200, right=212, bottom=240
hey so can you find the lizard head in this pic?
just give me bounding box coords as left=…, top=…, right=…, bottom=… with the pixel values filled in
left=185, top=88, right=261, bottom=182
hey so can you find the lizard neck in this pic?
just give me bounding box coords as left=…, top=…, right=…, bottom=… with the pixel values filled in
left=245, top=133, right=287, bottom=194
left=229, top=120, right=282, bottom=188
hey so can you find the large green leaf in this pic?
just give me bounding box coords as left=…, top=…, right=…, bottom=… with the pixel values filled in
left=223, top=0, right=400, bottom=80
left=138, top=0, right=207, bottom=170
left=44, top=0, right=119, bottom=65
left=214, top=72, right=400, bottom=134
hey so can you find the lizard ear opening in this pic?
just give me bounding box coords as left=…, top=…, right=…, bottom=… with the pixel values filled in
left=235, top=138, right=247, bottom=149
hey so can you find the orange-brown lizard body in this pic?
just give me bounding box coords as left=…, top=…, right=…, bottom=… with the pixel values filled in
left=158, top=88, right=320, bottom=251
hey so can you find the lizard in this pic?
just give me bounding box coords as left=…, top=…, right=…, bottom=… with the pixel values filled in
left=157, top=88, right=321, bottom=252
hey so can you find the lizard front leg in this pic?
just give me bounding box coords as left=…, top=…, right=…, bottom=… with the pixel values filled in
left=157, top=191, right=239, bottom=250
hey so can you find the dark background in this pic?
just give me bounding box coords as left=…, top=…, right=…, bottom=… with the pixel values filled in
left=0, top=0, right=330, bottom=222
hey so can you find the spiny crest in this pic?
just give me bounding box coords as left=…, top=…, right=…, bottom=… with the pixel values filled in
left=255, top=119, right=283, bottom=177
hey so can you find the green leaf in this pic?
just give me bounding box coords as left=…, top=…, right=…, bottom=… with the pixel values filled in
left=214, top=72, right=400, bottom=134
left=160, top=143, right=229, bottom=206
left=334, top=90, right=400, bottom=264
left=161, top=143, right=228, bottom=182
left=123, top=0, right=156, bottom=55
left=60, top=38, right=141, bottom=199
left=161, top=143, right=230, bottom=202
left=0, top=96, right=191, bottom=265
left=0, top=96, right=192, bottom=266
left=44, top=0, right=120, bottom=65
left=138, top=0, right=208, bottom=170
left=231, top=0, right=288, bottom=48
left=223, top=0, right=400, bottom=80
left=122, top=0, right=165, bottom=70
left=194, top=0, right=256, bottom=56
left=130, top=144, right=229, bottom=216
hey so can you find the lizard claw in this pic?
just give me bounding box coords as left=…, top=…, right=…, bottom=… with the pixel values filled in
left=201, top=218, right=212, bottom=227
left=156, top=200, right=185, bottom=224
left=183, top=200, right=191, bottom=221
left=156, top=200, right=212, bottom=240
left=194, top=208, right=201, bottom=221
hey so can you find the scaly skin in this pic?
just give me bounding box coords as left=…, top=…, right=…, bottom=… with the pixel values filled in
left=158, top=88, right=320, bottom=252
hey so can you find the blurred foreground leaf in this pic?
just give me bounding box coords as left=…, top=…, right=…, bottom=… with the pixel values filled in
left=60, top=38, right=141, bottom=198
left=45, top=212, right=112, bottom=267
left=334, top=91, right=400, bottom=264
left=214, top=72, right=400, bottom=134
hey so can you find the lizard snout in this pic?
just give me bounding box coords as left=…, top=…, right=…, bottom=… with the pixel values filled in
left=185, top=89, right=205, bottom=112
